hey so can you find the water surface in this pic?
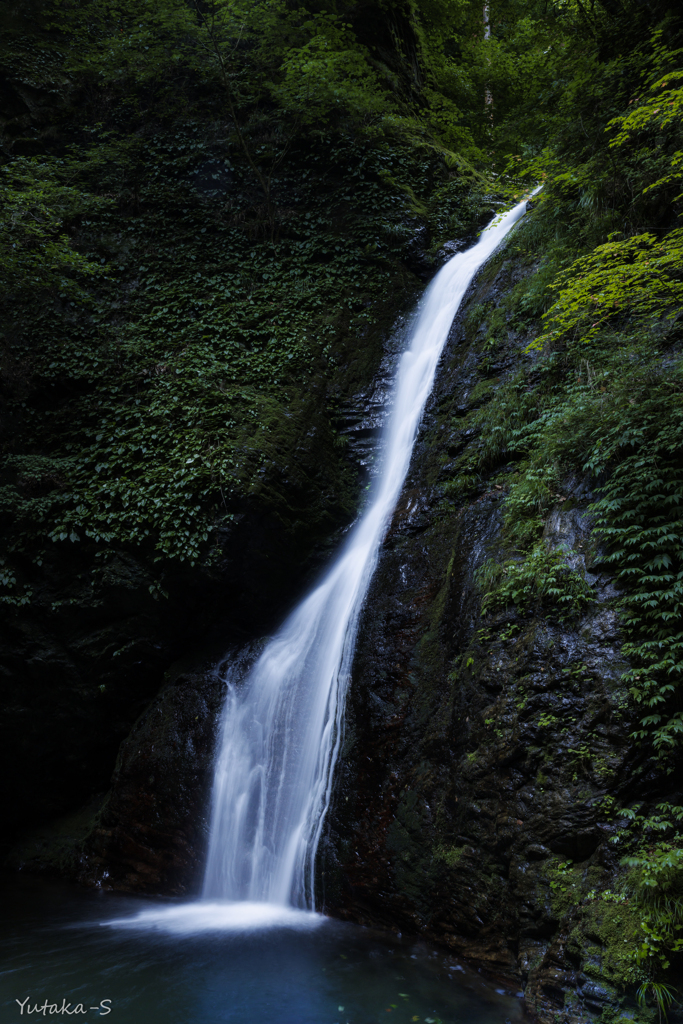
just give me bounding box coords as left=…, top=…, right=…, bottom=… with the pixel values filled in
left=1, top=874, right=525, bottom=1024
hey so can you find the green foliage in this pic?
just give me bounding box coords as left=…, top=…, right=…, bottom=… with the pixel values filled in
left=531, top=229, right=683, bottom=352
left=477, top=542, right=594, bottom=618
left=544, top=857, right=583, bottom=917
left=637, top=982, right=680, bottom=1024
left=609, top=34, right=683, bottom=201
left=516, top=216, right=683, bottom=755
left=433, top=844, right=465, bottom=867
left=610, top=804, right=683, bottom=1010
left=442, top=33, right=683, bottom=985
left=274, top=32, right=391, bottom=124
left=0, top=157, right=106, bottom=293
left=3, top=0, right=494, bottom=600
left=425, top=177, right=494, bottom=250
left=447, top=188, right=683, bottom=756
left=1, top=130, right=437, bottom=584
left=590, top=420, right=683, bottom=753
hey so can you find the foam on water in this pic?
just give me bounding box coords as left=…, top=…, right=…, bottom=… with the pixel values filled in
left=103, top=901, right=323, bottom=934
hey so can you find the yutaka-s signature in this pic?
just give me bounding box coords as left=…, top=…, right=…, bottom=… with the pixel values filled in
left=15, top=998, right=112, bottom=1016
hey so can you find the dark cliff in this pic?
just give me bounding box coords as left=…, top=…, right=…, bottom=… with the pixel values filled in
left=10, top=210, right=682, bottom=1024
left=321, top=235, right=674, bottom=1023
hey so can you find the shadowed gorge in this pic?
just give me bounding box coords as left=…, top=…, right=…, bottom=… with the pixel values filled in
left=2, top=1, right=683, bottom=1022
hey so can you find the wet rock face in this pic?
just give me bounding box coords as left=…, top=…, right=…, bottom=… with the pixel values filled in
left=81, top=662, right=224, bottom=894
left=320, top=252, right=658, bottom=1021
left=6, top=660, right=225, bottom=895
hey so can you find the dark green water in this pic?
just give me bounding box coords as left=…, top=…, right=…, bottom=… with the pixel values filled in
left=0, top=874, right=525, bottom=1024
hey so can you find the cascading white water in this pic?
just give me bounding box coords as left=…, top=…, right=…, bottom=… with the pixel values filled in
left=202, top=194, right=535, bottom=910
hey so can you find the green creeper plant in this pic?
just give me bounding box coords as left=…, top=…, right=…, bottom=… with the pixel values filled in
left=608, top=34, right=683, bottom=201
left=477, top=542, right=594, bottom=619
left=529, top=229, right=683, bottom=352
left=0, top=157, right=106, bottom=294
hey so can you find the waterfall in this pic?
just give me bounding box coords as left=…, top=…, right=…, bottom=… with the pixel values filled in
left=202, top=195, right=534, bottom=909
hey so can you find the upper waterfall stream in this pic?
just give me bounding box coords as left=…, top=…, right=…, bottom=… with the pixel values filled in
left=202, top=196, right=534, bottom=910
